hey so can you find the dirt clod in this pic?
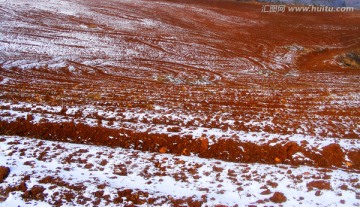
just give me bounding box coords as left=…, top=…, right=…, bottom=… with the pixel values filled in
left=159, top=147, right=167, bottom=153
left=0, top=166, right=10, bottom=183
left=114, top=164, right=128, bottom=176
left=200, top=137, right=209, bottom=152
left=307, top=180, right=331, bottom=190
left=269, top=192, right=287, bottom=203
left=261, top=189, right=272, bottom=195
left=23, top=185, right=46, bottom=201
left=321, top=144, right=344, bottom=167
left=315, top=190, right=322, bottom=196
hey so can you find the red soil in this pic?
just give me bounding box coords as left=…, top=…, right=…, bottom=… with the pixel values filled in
left=0, top=0, right=360, bottom=170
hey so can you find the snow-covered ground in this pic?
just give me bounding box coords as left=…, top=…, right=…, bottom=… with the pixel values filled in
left=1, top=136, right=359, bottom=206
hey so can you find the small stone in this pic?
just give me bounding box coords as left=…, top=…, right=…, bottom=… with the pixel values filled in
left=315, top=190, right=322, bottom=196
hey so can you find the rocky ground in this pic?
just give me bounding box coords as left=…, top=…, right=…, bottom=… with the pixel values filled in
left=0, top=0, right=359, bottom=206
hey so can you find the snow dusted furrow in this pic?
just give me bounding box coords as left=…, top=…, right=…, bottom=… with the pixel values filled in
left=1, top=100, right=359, bottom=152
left=0, top=0, right=262, bottom=79
left=0, top=136, right=359, bottom=206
